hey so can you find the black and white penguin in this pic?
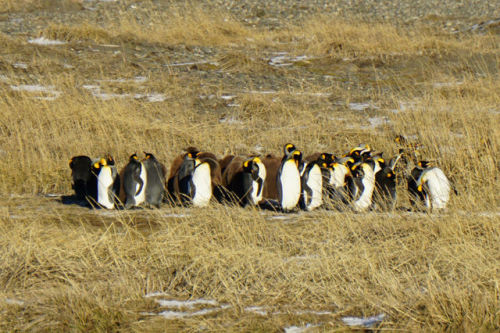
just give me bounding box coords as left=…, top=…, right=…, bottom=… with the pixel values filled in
left=277, top=149, right=302, bottom=212
left=414, top=161, right=453, bottom=210
left=69, top=155, right=92, bottom=201
left=350, top=159, right=376, bottom=212
left=167, top=148, right=223, bottom=205
left=299, top=160, right=323, bottom=211
left=372, top=157, right=397, bottom=210
left=90, top=156, right=120, bottom=209
left=328, top=156, right=355, bottom=207
left=142, top=152, right=167, bottom=208
left=346, top=144, right=371, bottom=163
left=177, top=153, right=214, bottom=207
left=122, top=153, right=147, bottom=209
left=407, top=161, right=427, bottom=208
left=222, top=156, right=267, bottom=207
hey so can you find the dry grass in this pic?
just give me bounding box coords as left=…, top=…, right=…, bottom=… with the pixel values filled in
left=0, top=2, right=499, bottom=331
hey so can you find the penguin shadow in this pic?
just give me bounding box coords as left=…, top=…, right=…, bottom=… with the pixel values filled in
left=258, top=199, right=301, bottom=213
left=60, top=194, right=91, bottom=208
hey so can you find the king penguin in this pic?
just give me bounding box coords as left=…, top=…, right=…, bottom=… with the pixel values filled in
left=69, top=155, right=92, bottom=201
left=415, top=161, right=453, bottom=210
left=122, top=153, right=147, bottom=209
left=167, top=148, right=223, bottom=205
left=350, top=159, right=376, bottom=212
left=277, top=148, right=302, bottom=212
left=222, top=156, right=266, bottom=207
left=177, top=153, right=213, bottom=207
left=142, top=152, right=167, bottom=208
left=90, top=156, right=120, bottom=209
left=329, top=156, right=355, bottom=208
left=299, top=159, right=323, bottom=211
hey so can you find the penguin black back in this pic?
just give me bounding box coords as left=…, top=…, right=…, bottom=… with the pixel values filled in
left=69, top=155, right=92, bottom=201
left=143, top=152, right=166, bottom=208
left=122, top=153, right=145, bottom=208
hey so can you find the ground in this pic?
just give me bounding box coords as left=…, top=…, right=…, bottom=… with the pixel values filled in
left=0, top=0, right=499, bottom=331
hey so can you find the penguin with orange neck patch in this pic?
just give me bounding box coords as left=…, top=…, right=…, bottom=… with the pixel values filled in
left=89, top=155, right=120, bottom=209
left=222, top=156, right=266, bottom=207
left=277, top=146, right=303, bottom=212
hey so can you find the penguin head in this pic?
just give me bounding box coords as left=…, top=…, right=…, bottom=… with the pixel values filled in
left=349, top=144, right=370, bottom=158
left=292, top=150, right=302, bottom=165
left=351, top=160, right=375, bottom=177
left=319, top=153, right=335, bottom=168
left=129, top=153, right=139, bottom=162
left=370, top=153, right=385, bottom=167
left=184, top=147, right=200, bottom=156
left=243, top=157, right=261, bottom=179
left=417, top=160, right=430, bottom=169
left=283, top=143, right=297, bottom=157
left=395, top=135, right=406, bottom=145
left=144, top=152, right=156, bottom=161
left=337, top=156, right=355, bottom=169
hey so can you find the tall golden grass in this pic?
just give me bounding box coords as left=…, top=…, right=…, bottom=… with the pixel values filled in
left=0, top=2, right=498, bottom=331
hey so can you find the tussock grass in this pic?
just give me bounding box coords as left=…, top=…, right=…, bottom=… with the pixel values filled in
left=0, top=1, right=499, bottom=331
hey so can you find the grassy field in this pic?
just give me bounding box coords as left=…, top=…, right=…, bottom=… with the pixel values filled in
left=0, top=1, right=499, bottom=331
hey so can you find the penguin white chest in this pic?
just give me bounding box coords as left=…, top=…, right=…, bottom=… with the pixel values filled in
left=332, top=165, right=349, bottom=188
left=424, top=168, right=451, bottom=209
left=279, top=160, right=301, bottom=211
left=249, top=161, right=266, bottom=205
left=192, top=162, right=212, bottom=207
left=134, top=163, right=147, bottom=205
left=353, top=166, right=375, bottom=212
left=97, top=166, right=114, bottom=209
left=303, top=163, right=323, bottom=211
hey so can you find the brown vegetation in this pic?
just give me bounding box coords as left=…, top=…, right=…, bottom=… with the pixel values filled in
left=0, top=1, right=498, bottom=331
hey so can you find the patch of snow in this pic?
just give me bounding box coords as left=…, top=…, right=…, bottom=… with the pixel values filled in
left=219, top=117, right=242, bottom=124
left=244, top=306, right=268, bottom=316
left=284, top=324, right=319, bottom=333
left=348, top=102, right=379, bottom=111
left=268, top=53, right=310, bottom=67
left=134, top=93, right=166, bottom=102
left=433, top=81, right=464, bottom=88
left=159, top=305, right=230, bottom=319
left=5, top=298, right=24, bottom=306
left=28, top=37, right=66, bottom=45
left=156, top=298, right=218, bottom=309
left=13, top=63, right=28, bottom=69
left=101, top=44, right=120, bottom=48
left=10, top=84, right=61, bottom=100
left=199, top=94, right=216, bottom=100
left=220, top=94, right=236, bottom=101
left=342, top=313, right=386, bottom=327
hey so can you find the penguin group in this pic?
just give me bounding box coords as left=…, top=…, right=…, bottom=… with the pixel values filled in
left=69, top=138, right=455, bottom=212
